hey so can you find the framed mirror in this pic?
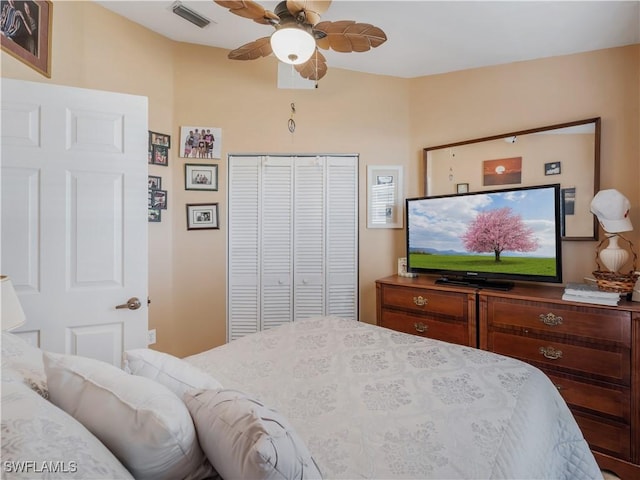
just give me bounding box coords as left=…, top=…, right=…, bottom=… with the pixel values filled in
left=423, top=117, right=600, bottom=240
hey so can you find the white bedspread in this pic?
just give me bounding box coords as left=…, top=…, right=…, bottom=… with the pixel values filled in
left=186, top=316, right=602, bottom=479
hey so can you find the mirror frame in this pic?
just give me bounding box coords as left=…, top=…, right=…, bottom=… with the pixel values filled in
left=422, top=117, right=601, bottom=241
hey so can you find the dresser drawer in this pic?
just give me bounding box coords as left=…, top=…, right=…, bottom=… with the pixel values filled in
left=546, top=372, right=630, bottom=422
left=379, top=285, right=468, bottom=319
left=573, top=413, right=631, bottom=461
left=490, top=332, right=630, bottom=384
left=486, top=297, right=631, bottom=346
left=380, top=310, right=470, bottom=346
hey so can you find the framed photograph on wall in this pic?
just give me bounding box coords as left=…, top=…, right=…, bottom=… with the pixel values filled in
left=1, top=1, right=52, bottom=78
left=148, top=175, right=162, bottom=190
left=185, top=164, right=218, bottom=191
left=482, top=157, right=522, bottom=186
left=456, top=183, right=469, bottom=194
left=151, top=144, right=169, bottom=166
left=150, top=189, right=167, bottom=209
left=179, top=126, right=222, bottom=159
left=544, top=161, right=561, bottom=175
left=187, top=203, right=219, bottom=230
left=367, top=165, right=404, bottom=229
left=148, top=208, right=161, bottom=223
left=149, top=131, right=171, bottom=148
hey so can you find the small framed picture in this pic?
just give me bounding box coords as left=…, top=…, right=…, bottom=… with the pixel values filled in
left=150, top=189, right=168, bottom=210
left=185, top=164, right=218, bottom=191
left=544, top=162, right=561, bottom=175
left=187, top=203, right=219, bottom=230
left=149, top=131, right=171, bottom=148
left=151, top=145, right=169, bottom=166
left=148, top=175, right=162, bottom=190
left=456, top=183, right=469, bottom=194
left=148, top=209, right=161, bottom=223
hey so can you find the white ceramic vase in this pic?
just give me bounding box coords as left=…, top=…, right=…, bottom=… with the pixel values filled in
left=599, top=234, right=629, bottom=273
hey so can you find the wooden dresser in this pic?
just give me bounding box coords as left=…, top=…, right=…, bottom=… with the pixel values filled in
left=375, top=275, right=640, bottom=479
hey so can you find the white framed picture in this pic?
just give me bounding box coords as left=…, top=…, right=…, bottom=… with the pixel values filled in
left=367, top=165, right=404, bottom=229
left=179, top=126, right=222, bottom=159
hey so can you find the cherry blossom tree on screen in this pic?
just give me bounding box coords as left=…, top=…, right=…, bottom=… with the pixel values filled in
left=462, top=207, right=538, bottom=262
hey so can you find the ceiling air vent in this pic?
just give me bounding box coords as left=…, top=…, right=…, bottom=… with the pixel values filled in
left=172, top=2, right=211, bottom=29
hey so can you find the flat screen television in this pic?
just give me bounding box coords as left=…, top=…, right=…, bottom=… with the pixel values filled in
left=406, top=184, right=563, bottom=290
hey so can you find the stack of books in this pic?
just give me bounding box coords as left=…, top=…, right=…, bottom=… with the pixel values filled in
left=562, top=283, right=620, bottom=306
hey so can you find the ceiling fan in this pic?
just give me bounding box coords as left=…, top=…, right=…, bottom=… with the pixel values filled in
left=213, top=0, right=388, bottom=81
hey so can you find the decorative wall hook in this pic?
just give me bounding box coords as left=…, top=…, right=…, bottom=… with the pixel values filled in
left=288, top=102, right=296, bottom=133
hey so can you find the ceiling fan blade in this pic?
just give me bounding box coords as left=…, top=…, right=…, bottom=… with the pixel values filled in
left=214, top=0, right=279, bottom=25
left=295, top=50, right=328, bottom=81
left=286, top=0, right=332, bottom=26
left=228, top=37, right=273, bottom=60
left=315, top=20, right=387, bottom=53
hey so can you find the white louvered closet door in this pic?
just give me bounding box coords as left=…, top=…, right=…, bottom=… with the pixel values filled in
left=326, top=157, right=359, bottom=319
left=293, top=157, right=326, bottom=318
left=228, top=155, right=358, bottom=341
left=228, top=156, right=261, bottom=340
left=261, top=157, right=294, bottom=331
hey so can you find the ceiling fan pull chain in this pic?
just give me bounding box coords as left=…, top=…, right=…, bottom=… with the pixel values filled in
left=288, top=102, right=296, bottom=135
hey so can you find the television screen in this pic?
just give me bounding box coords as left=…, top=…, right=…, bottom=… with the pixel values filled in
left=406, top=184, right=562, bottom=290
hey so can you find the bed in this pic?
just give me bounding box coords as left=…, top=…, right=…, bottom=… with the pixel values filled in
left=1, top=316, right=602, bottom=479
left=185, top=316, right=601, bottom=479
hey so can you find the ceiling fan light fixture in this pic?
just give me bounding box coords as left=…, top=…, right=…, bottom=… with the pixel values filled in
left=270, top=26, right=315, bottom=65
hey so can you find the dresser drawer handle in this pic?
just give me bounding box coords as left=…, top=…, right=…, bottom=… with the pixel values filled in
left=413, top=296, right=428, bottom=307
left=539, top=346, right=563, bottom=360
left=539, top=313, right=563, bottom=327
left=414, top=322, right=428, bottom=333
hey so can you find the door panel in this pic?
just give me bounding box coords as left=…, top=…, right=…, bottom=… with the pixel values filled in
left=1, top=167, right=39, bottom=292
left=68, top=171, right=123, bottom=287
left=1, top=79, right=148, bottom=364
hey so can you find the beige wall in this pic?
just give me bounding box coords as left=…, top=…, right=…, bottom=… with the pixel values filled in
left=2, top=2, right=638, bottom=357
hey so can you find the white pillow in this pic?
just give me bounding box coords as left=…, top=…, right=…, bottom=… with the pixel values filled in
left=43, top=351, right=214, bottom=480
left=184, top=389, right=322, bottom=480
left=123, top=348, right=222, bottom=399
left=2, top=375, right=134, bottom=479
left=1, top=331, right=48, bottom=395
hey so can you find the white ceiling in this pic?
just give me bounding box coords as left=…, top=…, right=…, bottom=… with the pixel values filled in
left=96, top=0, right=640, bottom=79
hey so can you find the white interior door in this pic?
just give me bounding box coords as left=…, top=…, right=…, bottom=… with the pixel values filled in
left=1, top=79, right=149, bottom=366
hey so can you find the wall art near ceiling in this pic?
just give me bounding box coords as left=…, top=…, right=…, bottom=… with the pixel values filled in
left=186, top=203, right=219, bottom=230
left=1, top=1, right=52, bottom=77
left=482, top=157, right=522, bottom=186
left=179, top=126, right=222, bottom=159
left=185, top=163, right=218, bottom=191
